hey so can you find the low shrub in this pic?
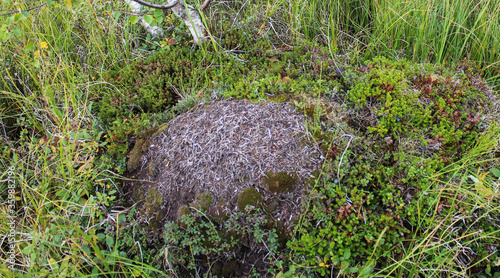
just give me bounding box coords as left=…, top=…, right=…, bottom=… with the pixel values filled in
left=289, top=57, right=498, bottom=276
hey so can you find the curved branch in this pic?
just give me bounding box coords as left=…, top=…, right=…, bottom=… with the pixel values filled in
left=200, top=0, right=212, bottom=11
left=131, top=0, right=179, bottom=10
left=0, top=3, right=46, bottom=16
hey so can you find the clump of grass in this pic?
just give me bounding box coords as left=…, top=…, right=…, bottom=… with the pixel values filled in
left=282, top=0, right=500, bottom=87
left=0, top=1, right=170, bottom=276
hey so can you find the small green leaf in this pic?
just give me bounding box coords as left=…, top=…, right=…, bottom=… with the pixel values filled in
left=491, top=168, right=500, bottom=178
left=154, top=9, right=162, bottom=17
left=81, top=244, right=91, bottom=255
left=106, top=235, right=114, bottom=249
left=343, top=248, right=351, bottom=260
left=12, top=27, right=21, bottom=35
left=22, top=246, right=31, bottom=254
left=130, top=16, right=139, bottom=25
left=143, top=15, right=153, bottom=25
left=113, top=11, right=122, bottom=21
left=118, top=213, right=126, bottom=222
left=358, top=260, right=376, bottom=277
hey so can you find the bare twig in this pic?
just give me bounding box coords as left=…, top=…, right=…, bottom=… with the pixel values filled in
left=0, top=3, right=46, bottom=17
left=200, top=0, right=212, bottom=11
left=338, top=134, right=354, bottom=206
left=231, top=0, right=250, bottom=28
left=130, top=0, right=179, bottom=10
left=337, top=134, right=354, bottom=181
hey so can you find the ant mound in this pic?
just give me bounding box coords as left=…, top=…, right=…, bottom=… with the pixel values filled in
left=127, top=100, right=324, bottom=229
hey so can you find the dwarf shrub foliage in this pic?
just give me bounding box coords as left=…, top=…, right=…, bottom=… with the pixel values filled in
left=289, top=57, right=497, bottom=275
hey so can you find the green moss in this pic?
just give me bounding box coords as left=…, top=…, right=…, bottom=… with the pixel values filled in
left=266, top=94, right=292, bottom=103
left=148, top=160, right=158, bottom=177
left=192, top=190, right=214, bottom=211
left=126, top=138, right=145, bottom=172
left=176, top=205, right=191, bottom=229
left=221, top=260, right=240, bottom=277
left=237, top=187, right=263, bottom=211
left=131, top=185, right=145, bottom=203
left=262, top=171, right=298, bottom=194
left=151, top=123, right=169, bottom=139
left=143, top=187, right=165, bottom=232
left=177, top=205, right=190, bottom=220
left=141, top=139, right=151, bottom=153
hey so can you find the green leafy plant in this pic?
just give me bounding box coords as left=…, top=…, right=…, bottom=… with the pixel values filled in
left=163, top=207, right=279, bottom=276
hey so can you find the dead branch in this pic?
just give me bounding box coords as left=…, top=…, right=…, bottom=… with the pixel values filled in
left=128, top=0, right=207, bottom=44
left=130, top=0, right=179, bottom=10
left=200, top=0, right=212, bottom=11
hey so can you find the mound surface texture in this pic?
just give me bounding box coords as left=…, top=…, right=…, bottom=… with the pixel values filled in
left=133, top=100, right=324, bottom=222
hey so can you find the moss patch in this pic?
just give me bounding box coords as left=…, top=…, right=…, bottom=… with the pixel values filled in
left=143, top=187, right=165, bottom=232
left=237, top=187, right=263, bottom=211
left=192, top=190, right=214, bottom=211
left=148, top=160, right=158, bottom=177
left=262, top=171, right=298, bottom=194
left=127, top=138, right=145, bottom=172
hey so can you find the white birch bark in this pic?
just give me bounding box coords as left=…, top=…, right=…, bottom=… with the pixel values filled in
left=126, top=0, right=209, bottom=44
left=124, top=0, right=164, bottom=38
left=170, top=1, right=205, bottom=44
